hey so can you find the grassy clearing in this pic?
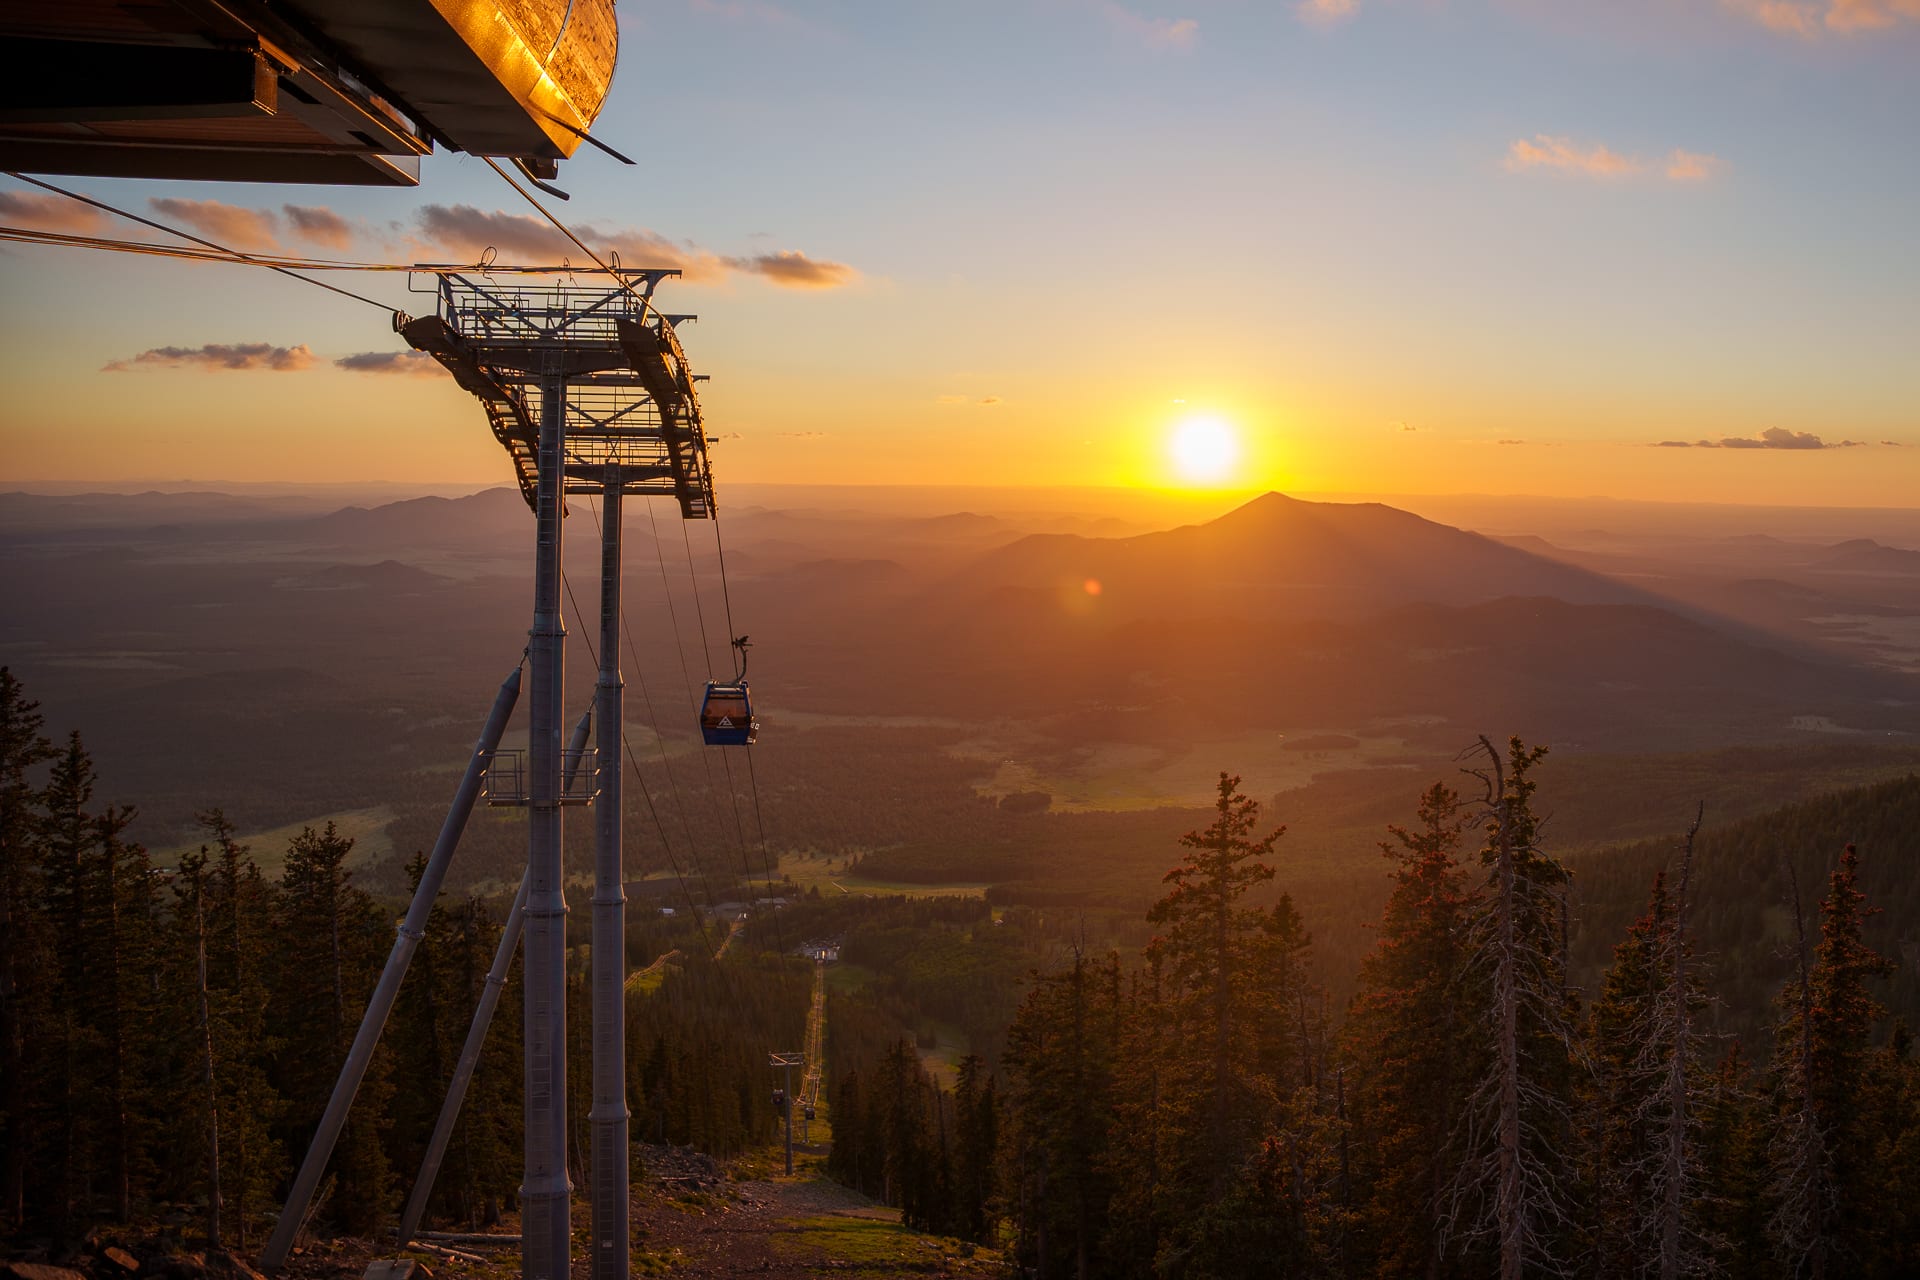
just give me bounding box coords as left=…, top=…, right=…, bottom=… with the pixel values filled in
left=779, top=853, right=990, bottom=899
left=149, top=805, right=394, bottom=875
left=773, top=1214, right=954, bottom=1267
left=823, top=962, right=879, bottom=996
left=915, top=1021, right=969, bottom=1089
left=957, top=727, right=1421, bottom=813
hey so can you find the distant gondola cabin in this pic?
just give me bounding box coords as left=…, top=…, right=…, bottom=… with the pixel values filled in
left=700, top=681, right=756, bottom=745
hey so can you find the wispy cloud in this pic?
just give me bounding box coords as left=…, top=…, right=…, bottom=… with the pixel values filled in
left=104, top=343, right=316, bottom=373
left=937, top=394, right=1005, bottom=407
left=1504, top=135, right=1640, bottom=178
left=0, top=190, right=108, bottom=234
left=779, top=431, right=830, bottom=440
left=1664, top=149, right=1723, bottom=181
left=414, top=205, right=857, bottom=289
left=1825, top=0, right=1920, bottom=28
left=1653, top=428, right=1864, bottom=449
left=725, top=249, right=855, bottom=289
left=1723, top=0, right=1820, bottom=33
left=283, top=205, right=355, bottom=251
left=334, top=350, right=441, bottom=376
left=1505, top=136, right=1725, bottom=183
left=1297, top=0, right=1359, bottom=25
left=1093, top=2, right=1199, bottom=48
left=149, top=198, right=279, bottom=249
left=1723, top=0, right=1920, bottom=33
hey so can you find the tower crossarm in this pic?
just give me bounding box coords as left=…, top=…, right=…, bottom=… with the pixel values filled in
left=400, top=313, right=541, bottom=503
left=412, top=274, right=717, bottom=516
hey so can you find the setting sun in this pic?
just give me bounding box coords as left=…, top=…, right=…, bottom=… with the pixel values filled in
left=1168, top=416, right=1241, bottom=486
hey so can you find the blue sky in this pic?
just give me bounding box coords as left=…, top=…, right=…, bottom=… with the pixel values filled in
left=1, top=0, right=1915, bottom=502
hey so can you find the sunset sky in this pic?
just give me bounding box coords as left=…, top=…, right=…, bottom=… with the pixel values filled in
left=1, top=0, right=1916, bottom=504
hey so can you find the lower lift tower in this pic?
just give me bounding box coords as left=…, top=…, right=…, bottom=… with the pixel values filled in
left=258, top=265, right=717, bottom=1280
left=404, top=267, right=716, bottom=1280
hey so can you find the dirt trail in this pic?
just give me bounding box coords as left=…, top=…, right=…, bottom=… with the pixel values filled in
left=633, top=1174, right=998, bottom=1278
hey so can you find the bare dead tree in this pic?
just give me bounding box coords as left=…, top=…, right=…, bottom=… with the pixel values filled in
left=1768, top=861, right=1830, bottom=1279
left=1644, top=805, right=1716, bottom=1279
left=1442, top=737, right=1583, bottom=1280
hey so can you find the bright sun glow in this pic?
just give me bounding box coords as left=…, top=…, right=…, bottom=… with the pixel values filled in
left=1168, top=416, right=1241, bottom=485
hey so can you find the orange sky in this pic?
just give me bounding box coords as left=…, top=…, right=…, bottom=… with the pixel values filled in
left=2, top=1, right=1916, bottom=507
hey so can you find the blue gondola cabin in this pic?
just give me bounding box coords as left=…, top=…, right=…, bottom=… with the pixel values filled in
left=701, top=681, right=757, bottom=745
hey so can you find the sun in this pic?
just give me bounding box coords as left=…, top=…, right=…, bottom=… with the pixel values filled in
left=1167, top=415, right=1241, bottom=485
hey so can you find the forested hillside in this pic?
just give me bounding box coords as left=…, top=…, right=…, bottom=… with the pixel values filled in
left=0, top=669, right=809, bottom=1250
left=826, top=746, right=1920, bottom=1279
left=10, top=652, right=1920, bottom=1279
left=1568, top=773, right=1920, bottom=1042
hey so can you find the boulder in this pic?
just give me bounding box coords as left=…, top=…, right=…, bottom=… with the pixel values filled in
left=4, top=1265, right=87, bottom=1280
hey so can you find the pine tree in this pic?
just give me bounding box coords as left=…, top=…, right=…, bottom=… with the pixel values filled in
left=1768, top=843, right=1896, bottom=1277
left=1693, top=1046, right=1771, bottom=1275
left=85, top=802, right=160, bottom=1223
left=1587, top=872, right=1676, bottom=1276
left=1003, top=949, right=1121, bottom=1280
left=950, top=1053, right=997, bottom=1244
left=40, top=732, right=99, bottom=1237
left=1144, top=772, right=1284, bottom=1199
left=390, top=851, right=457, bottom=1204
left=195, top=811, right=282, bottom=1248
left=274, top=822, right=394, bottom=1235
left=173, top=849, right=225, bottom=1249
left=1342, top=781, right=1483, bottom=1279
left=0, top=667, right=54, bottom=1230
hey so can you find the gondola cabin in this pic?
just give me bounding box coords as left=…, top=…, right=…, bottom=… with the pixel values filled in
left=700, top=681, right=757, bottom=746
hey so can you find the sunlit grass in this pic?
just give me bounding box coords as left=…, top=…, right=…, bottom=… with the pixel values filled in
left=778, top=852, right=990, bottom=898
left=148, top=805, right=394, bottom=874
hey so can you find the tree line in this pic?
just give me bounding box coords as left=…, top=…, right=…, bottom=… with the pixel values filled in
left=828, top=739, right=1920, bottom=1278
left=0, top=669, right=807, bottom=1251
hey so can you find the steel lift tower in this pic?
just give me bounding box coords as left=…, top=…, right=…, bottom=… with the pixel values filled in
left=258, top=265, right=715, bottom=1280
left=403, top=268, right=714, bottom=1280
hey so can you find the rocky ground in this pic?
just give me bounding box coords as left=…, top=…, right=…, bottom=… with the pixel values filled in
left=3, top=1146, right=1007, bottom=1280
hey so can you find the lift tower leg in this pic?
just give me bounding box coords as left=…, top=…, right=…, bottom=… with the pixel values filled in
left=522, top=371, right=571, bottom=1280
left=397, top=871, right=529, bottom=1248
left=258, top=665, right=522, bottom=1272
left=591, top=479, right=630, bottom=1280
left=399, top=710, right=586, bottom=1249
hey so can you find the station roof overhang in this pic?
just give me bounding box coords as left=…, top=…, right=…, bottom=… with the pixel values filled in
left=0, top=0, right=617, bottom=187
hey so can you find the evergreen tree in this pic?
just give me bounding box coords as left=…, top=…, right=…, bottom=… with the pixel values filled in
left=1694, top=1046, right=1772, bottom=1276
left=1768, top=843, right=1896, bottom=1277
left=1003, top=950, right=1121, bottom=1280
left=950, top=1053, right=997, bottom=1244
left=195, top=812, right=282, bottom=1248
left=1342, top=782, right=1483, bottom=1279
left=0, top=668, right=54, bottom=1231
left=40, top=732, right=99, bottom=1237
left=1145, top=773, right=1283, bottom=1200
left=273, top=822, right=394, bottom=1235
left=85, top=802, right=160, bottom=1223
left=172, top=849, right=225, bottom=1248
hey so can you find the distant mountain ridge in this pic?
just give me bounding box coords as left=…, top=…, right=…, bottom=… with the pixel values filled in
left=935, top=491, right=1660, bottom=625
